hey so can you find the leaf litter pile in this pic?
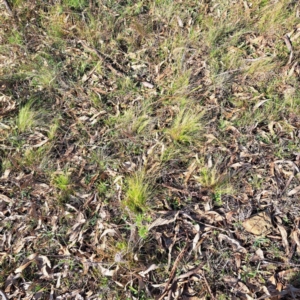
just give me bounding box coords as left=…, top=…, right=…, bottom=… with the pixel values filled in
left=1, top=0, right=300, bottom=299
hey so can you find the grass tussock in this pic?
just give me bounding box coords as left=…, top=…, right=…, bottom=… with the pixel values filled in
left=166, top=108, right=204, bottom=144
left=123, top=171, right=151, bottom=214
left=16, top=103, right=36, bottom=132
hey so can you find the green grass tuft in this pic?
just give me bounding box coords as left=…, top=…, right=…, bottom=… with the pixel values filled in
left=64, top=0, right=88, bottom=9
left=124, top=172, right=150, bottom=213
left=53, top=173, right=70, bottom=192
left=16, top=103, right=36, bottom=133
left=165, top=108, right=204, bottom=144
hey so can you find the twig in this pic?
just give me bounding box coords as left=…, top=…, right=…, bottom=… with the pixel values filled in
left=158, top=244, right=188, bottom=300
left=2, top=0, right=12, bottom=15
left=202, top=273, right=216, bottom=300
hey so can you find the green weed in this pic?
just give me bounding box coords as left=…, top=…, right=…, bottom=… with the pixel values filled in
left=135, top=214, right=151, bottom=239
left=53, top=173, right=70, bottom=192
left=253, top=237, right=270, bottom=248
left=1, top=158, right=12, bottom=173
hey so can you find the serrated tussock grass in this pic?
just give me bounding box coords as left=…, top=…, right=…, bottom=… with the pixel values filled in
left=165, top=108, right=204, bottom=144
left=123, top=171, right=151, bottom=214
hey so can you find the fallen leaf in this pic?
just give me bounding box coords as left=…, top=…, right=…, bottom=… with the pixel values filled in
left=237, top=281, right=250, bottom=294
left=99, top=265, right=118, bottom=277
left=35, top=255, right=52, bottom=278
left=0, top=95, right=16, bottom=116
left=31, top=138, right=49, bottom=148
left=243, top=211, right=273, bottom=236
left=100, top=229, right=117, bottom=239
left=234, top=253, right=242, bottom=268
left=176, top=16, right=184, bottom=27
left=141, top=81, right=154, bottom=89
left=226, top=125, right=240, bottom=135
left=0, top=194, right=12, bottom=204
left=287, top=185, right=300, bottom=196
left=184, top=160, right=197, bottom=186
left=139, top=264, right=158, bottom=277
left=223, top=276, right=238, bottom=285
left=148, top=212, right=180, bottom=230
left=0, top=122, right=10, bottom=129
left=205, top=211, right=224, bottom=222
left=204, top=133, right=219, bottom=144
left=253, top=99, right=269, bottom=112
left=1, top=169, right=10, bottom=179
left=12, top=239, right=25, bottom=254
left=230, top=162, right=245, bottom=169
left=15, top=253, right=38, bottom=273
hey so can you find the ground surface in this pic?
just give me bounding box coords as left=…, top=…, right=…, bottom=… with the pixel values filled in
left=1, top=0, right=300, bottom=299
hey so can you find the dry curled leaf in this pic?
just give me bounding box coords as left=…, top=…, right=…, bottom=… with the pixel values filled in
left=0, top=95, right=16, bottom=116
left=14, top=253, right=51, bottom=278
left=277, top=224, right=289, bottom=255
left=218, top=234, right=247, bottom=253
left=15, top=253, right=38, bottom=273
left=139, top=264, right=158, bottom=277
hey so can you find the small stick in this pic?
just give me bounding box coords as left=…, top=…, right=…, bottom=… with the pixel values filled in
left=202, top=274, right=216, bottom=300
left=158, top=243, right=188, bottom=300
